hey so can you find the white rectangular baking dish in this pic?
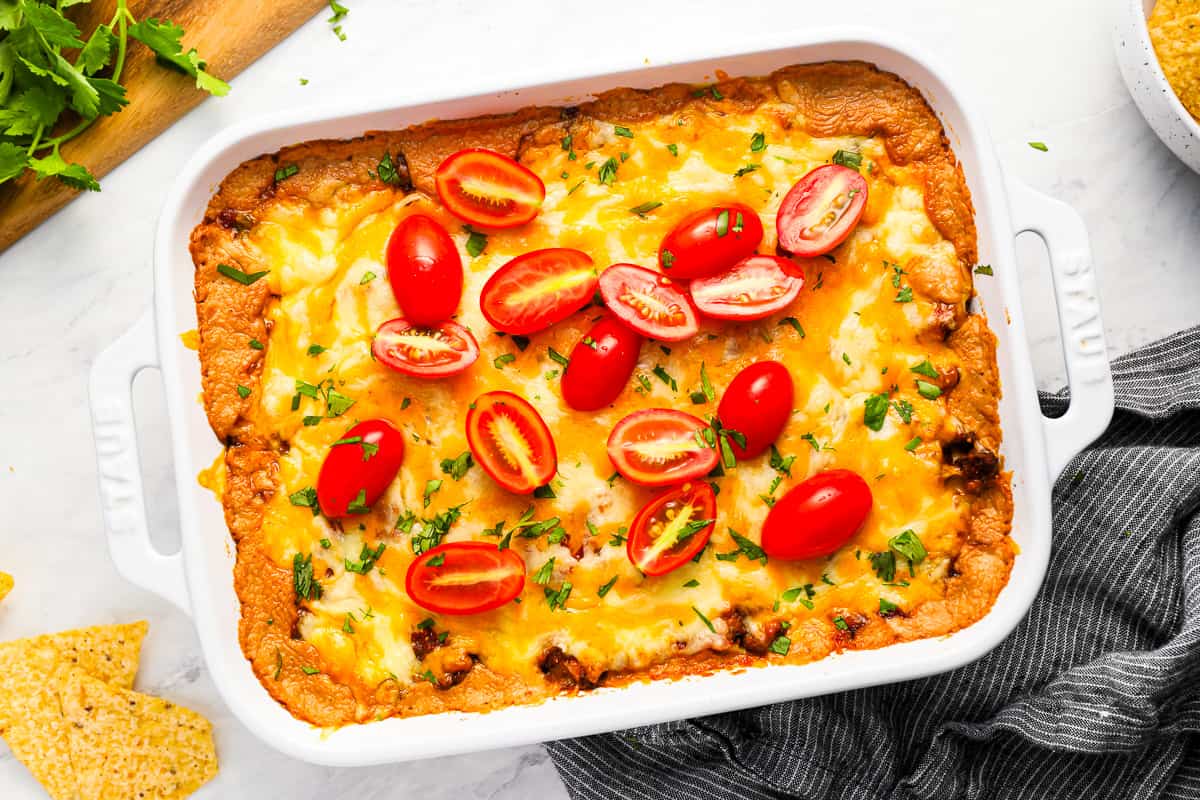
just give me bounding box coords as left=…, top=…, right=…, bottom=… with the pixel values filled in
left=88, top=27, right=1115, bottom=766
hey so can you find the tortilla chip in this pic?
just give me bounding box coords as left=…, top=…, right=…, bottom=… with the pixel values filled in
left=61, top=669, right=218, bottom=800
left=0, top=622, right=148, bottom=800
left=1149, top=0, right=1200, bottom=120
left=0, top=571, right=12, bottom=602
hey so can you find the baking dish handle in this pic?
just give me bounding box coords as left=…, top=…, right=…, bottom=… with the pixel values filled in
left=89, top=309, right=191, bottom=615
left=1006, top=178, right=1114, bottom=483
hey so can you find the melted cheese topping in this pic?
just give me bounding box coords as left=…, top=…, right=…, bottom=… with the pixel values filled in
left=241, top=103, right=971, bottom=694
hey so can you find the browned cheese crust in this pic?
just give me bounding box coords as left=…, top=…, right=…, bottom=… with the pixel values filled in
left=190, top=62, right=1013, bottom=726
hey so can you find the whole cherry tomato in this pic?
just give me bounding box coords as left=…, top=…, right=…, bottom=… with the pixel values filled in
left=717, top=360, right=794, bottom=459
left=386, top=214, right=463, bottom=325
left=659, top=204, right=763, bottom=279
left=761, top=470, right=872, bottom=560
left=316, top=419, right=405, bottom=518
left=561, top=317, right=643, bottom=410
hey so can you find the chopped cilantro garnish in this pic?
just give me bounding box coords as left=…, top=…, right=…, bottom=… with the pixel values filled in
left=629, top=201, right=663, bottom=217
left=780, top=317, right=805, bottom=337
left=613, top=125, right=634, bottom=138
left=750, top=132, right=766, bottom=152
left=533, top=557, right=556, bottom=585
left=597, top=157, right=618, bottom=186
left=864, top=393, right=890, bottom=431
left=548, top=347, right=570, bottom=367
left=916, top=380, right=943, bottom=400
left=217, top=264, right=269, bottom=285
left=464, top=226, right=488, bottom=257
left=652, top=365, right=677, bottom=392
left=832, top=149, right=863, bottom=171
left=292, top=553, right=322, bottom=601
left=440, top=452, right=473, bottom=481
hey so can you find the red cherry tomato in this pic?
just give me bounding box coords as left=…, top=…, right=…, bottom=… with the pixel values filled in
left=466, top=391, right=557, bottom=494
left=316, top=419, right=405, bottom=519
left=597, top=263, right=699, bottom=342
left=607, top=409, right=718, bottom=487
left=385, top=214, right=463, bottom=325
left=716, top=360, right=794, bottom=459
left=626, top=482, right=717, bottom=576
left=776, top=165, right=869, bottom=257
left=691, top=255, right=805, bottom=321
left=434, top=148, right=545, bottom=229
left=373, top=318, right=479, bottom=378
left=659, top=204, right=763, bottom=279
left=406, top=542, right=526, bottom=615
left=561, top=317, right=643, bottom=411
left=480, top=248, right=597, bottom=334
left=761, top=470, right=873, bottom=560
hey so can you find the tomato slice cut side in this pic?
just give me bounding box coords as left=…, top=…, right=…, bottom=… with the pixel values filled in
left=776, top=164, right=869, bottom=257
left=480, top=248, right=597, bottom=334
left=466, top=391, right=557, bottom=494
left=434, top=148, right=545, bottom=229
left=597, top=263, right=699, bottom=342
left=606, top=408, right=718, bottom=486
left=659, top=204, right=764, bottom=279
left=627, top=482, right=717, bottom=576
left=406, top=542, right=527, bottom=615
left=372, top=318, right=479, bottom=378
left=691, top=255, right=805, bottom=321
left=316, top=419, right=405, bottom=519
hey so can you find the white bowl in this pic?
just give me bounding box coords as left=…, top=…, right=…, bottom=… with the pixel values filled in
left=1114, top=0, right=1200, bottom=172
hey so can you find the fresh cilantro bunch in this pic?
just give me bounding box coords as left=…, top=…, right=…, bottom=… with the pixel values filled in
left=0, top=0, right=229, bottom=191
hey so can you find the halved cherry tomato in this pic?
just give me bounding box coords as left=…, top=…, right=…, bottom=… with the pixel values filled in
left=466, top=391, right=557, bottom=494
left=406, top=542, right=526, bottom=615
left=434, top=148, right=545, bottom=229
left=597, top=264, right=699, bottom=342
left=691, top=255, right=805, bottom=321
left=627, top=482, right=717, bottom=576
left=607, top=409, right=718, bottom=487
left=776, top=164, right=869, bottom=257
left=659, top=204, right=763, bottom=279
left=316, top=419, right=405, bottom=519
left=717, top=361, right=794, bottom=459
left=385, top=214, right=463, bottom=325
left=761, top=470, right=873, bottom=560
left=480, top=248, right=597, bottom=334
left=373, top=318, right=479, bottom=378
left=561, top=317, right=643, bottom=411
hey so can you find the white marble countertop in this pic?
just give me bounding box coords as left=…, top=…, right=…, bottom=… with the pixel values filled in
left=2, top=0, right=1198, bottom=796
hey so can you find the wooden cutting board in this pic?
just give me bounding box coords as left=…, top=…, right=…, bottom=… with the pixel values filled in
left=0, top=0, right=328, bottom=253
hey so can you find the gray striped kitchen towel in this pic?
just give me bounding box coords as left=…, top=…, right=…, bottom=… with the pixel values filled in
left=548, top=325, right=1200, bottom=800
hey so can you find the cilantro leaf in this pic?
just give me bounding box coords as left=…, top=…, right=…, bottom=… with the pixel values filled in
left=127, top=18, right=230, bottom=96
